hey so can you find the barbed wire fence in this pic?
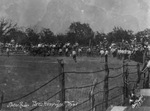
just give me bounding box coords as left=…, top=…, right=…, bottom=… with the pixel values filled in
left=0, top=55, right=149, bottom=111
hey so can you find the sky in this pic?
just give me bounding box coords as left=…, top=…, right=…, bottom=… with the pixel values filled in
left=0, top=0, right=150, bottom=34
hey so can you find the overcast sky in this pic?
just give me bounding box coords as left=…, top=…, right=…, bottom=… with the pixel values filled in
left=0, top=0, right=150, bottom=34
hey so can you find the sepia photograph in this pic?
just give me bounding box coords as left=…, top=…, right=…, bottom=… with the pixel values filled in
left=0, top=0, right=150, bottom=111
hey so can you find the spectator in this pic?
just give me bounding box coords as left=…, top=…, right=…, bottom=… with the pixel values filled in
left=6, top=47, right=10, bottom=57
left=72, top=49, right=77, bottom=62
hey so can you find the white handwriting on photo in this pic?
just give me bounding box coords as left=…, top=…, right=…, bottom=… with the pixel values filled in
left=7, top=100, right=78, bottom=109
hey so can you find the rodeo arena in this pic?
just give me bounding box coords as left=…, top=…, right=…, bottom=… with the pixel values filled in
left=0, top=34, right=150, bottom=111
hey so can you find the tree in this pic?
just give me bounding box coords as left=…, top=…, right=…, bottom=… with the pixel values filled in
left=56, top=33, right=67, bottom=44
left=107, top=27, right=134, bottom=43
left=0, top=18, right=17, bottom=44
left=67, top=22, right=94, bottom=45
left=40, top=28, right=55, bottom=44
left=8, top=28, right=28, bottom=45
left=94, top=31, right=106, bottom=45
left=25, top=28, right=39, bottom=45
left=135, top=28, right=150, bottom=43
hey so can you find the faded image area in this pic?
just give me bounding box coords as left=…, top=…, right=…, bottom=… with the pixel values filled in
left=0, top=0, right=149, bottom=33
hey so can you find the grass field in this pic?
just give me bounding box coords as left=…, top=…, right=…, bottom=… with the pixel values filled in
left=0, top=55, right=142, bottom=111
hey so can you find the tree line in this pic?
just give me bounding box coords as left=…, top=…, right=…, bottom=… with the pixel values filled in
left=0, top=18, right=150, bottom=46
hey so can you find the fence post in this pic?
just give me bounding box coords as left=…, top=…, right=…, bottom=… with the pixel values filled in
left=143, top=49, right=146, bottom=64
left=103, top=54, right=109, bottom=110
left=125, top=63, right=129, bottom=98
left=145, top=68, right=150, bottom=88
left=136, top=63, right=141, bottom=87
left=143, top=72, right=146, bottom=88
left=142, top=49, right=146, bottom=88
left=122, top=60, right=126, bottom=103
left=89, top=79, right=98, bottom=111
left=0, top=91, right=4, bottom=110
left=141, top=59, right=148, bottom=88
left=58, top=59, right=65, bottom=111
left=105, top=53, right=108, bottom=63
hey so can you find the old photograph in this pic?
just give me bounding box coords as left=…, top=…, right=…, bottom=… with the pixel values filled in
left=0, top=0, right=150, bottom=111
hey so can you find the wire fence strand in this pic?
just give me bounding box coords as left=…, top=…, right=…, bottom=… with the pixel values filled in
left=64, top=69, right=106, bottom=74
left=128, top=64, right=137, bottom=67
left=129, top=72, right=137, bottom=75
left=68, top=86, right=122, bottom=111
left=1, top=59, right=143, bottom=111
left=68, top=98, right=89, bottom=111
left=2, top=73, right=63, bottom=104
left=108, top=73, right=123, bottom=79
left=66, top=79, right=105, bottom=90
left=87, top=93, right=123, bottom=111
left=109, top=66, right=123, bottom=70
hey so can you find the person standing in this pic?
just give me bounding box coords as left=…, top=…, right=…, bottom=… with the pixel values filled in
left=72, top=49, right=77, bottom=62
left=6, top=47, right=10, bottom=57
left=65, top=48, right=69, bottom=57
left=105, top=49, right=108, bottom=63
